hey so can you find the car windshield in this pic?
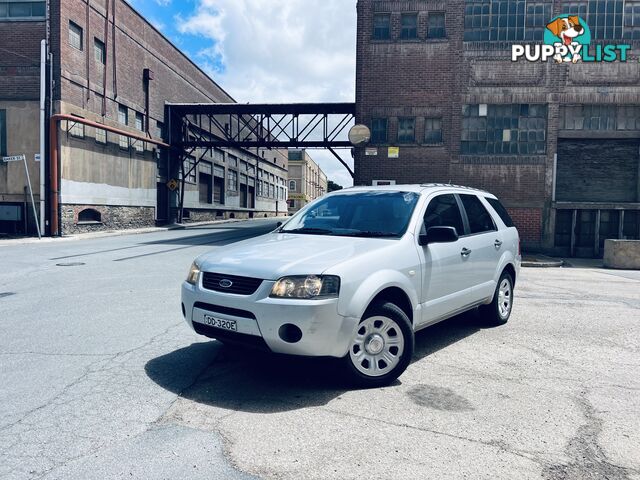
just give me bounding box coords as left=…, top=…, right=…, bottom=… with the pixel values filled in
left=280, top=190, right=420, bottom=238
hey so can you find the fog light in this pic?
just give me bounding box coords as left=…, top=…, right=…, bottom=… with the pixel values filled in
left=278, top=324, right=302, bottom=344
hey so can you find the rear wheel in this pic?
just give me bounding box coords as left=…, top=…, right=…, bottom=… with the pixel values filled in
left=343, top=302, right=414, bottom=388
left=479, top=271, right=514, bottom=325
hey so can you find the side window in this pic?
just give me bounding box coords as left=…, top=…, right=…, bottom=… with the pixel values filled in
left=423, top=194, right=464, bottom=236
left=486, top=198, right=515, bottom=228
left=459, top=194, right=497, bottom=234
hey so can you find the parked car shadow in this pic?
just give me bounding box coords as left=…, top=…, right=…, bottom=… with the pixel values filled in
left=145, top=309, right=495, bottom=413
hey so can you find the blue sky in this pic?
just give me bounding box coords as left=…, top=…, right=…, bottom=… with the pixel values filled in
left=128, top=0, right=357, bottom=186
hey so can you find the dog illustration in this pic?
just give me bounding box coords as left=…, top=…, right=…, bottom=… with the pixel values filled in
left=546, top=16, right=585, bottom=63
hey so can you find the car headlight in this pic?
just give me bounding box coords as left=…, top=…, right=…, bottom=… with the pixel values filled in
left=270, top=275, right=340, bottom=299
left=186, top=261, right=201, bottom=285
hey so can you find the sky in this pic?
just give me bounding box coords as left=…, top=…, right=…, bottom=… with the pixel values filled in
left=128, top=0, right=358, bottom=187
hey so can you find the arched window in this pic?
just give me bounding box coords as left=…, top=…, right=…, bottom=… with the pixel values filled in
left=77, top=208, right=101, bottom=224
left=289, top=180, right=296, bottom=191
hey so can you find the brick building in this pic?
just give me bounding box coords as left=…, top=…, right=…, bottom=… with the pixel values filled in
left=355, top=0, right=640, bottom=257
left=286, top=149, right=328, bottom=214
left=0, top=0, right=288, bottom=237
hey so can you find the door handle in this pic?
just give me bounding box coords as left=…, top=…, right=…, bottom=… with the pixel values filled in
left=461, top=248, right=472, bottom=257
left=494, top=239, right=503, bottom=248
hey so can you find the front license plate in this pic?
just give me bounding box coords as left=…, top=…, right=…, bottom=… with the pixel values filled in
left=202, top=315, right=238, bottom=332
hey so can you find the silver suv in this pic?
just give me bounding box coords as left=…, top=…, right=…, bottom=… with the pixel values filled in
left=182, top=184, right=521, bottom=387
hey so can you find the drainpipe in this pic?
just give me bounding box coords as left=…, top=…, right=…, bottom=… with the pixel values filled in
left=49, top=114, right=170, bottom=236
left=39, top=39, right=46, bottom=235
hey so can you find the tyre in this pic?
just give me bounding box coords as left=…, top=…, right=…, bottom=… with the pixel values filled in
left=479, top=271, right=514, bottom=326
left=343, top=302, right=414, bottom=388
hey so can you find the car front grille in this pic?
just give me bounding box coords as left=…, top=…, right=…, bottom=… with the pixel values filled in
left=201, top=272, right=264, bottom=295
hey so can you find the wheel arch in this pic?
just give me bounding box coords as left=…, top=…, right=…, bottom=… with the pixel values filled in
left=364, top=286, right=414, bottom=325
left=502, top=263, right=517, bottom=286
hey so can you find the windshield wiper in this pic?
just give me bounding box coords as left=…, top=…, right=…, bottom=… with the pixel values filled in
left=281, top=227, right=334, bottom=235
left=341, top=231, right=399, bottom=238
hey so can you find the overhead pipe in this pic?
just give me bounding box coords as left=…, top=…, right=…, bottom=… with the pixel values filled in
left=49, top=114, right=170, bottom=236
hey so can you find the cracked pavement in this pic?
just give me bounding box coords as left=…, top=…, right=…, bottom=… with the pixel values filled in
left=1, top=221, right=639, bottom=479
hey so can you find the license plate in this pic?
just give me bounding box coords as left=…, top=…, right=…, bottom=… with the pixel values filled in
left=202, top=315, right=237, bottom=332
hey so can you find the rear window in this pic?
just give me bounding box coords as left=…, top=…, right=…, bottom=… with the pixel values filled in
left=459, top=194, right=497, bottom=234
left=486, top=198, right=515, bottom=228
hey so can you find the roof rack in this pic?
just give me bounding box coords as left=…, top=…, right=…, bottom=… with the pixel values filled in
left=419, top=183, right=489, bottom=193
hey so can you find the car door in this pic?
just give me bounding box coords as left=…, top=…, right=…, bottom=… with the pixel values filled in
left=417, top=193, right=476, bottom=327
left=457, top=194, right=501, bottom=301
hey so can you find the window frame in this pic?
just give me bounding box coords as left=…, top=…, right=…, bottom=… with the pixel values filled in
left=400, top=12, right=419, bottom=40
left=427, top=12, right=447, bottom=39
left=94, top=37, right=106, bottom=65
left=371, top=118, right=388, bottom=144
left=69, top=20, right=83, bottom=51
left=372, top=13, right=391, bottom=40
left=397, top=117, right=416, bottom=144
left=422, top=193, right=466, bottom=238
left=0, top=1, right=46, bottom=21
left=424, top=117, right=443, bottom=145
left=457, top=194, right=498, bottom=236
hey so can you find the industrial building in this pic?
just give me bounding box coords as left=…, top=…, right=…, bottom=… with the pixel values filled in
left=287, top=149, right=328, bottom=214
left=355, top=0, right=640, bottom=257
left=0, top=0, right=288, bottom=237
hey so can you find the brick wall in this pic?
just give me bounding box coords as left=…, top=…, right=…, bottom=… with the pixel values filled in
left=0, top=21, right=45, bottom=100
left=508, top=208, right=542, bottom=244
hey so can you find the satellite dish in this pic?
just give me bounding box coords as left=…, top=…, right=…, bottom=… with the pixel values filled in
left=348, top=124, right=371, bottom=146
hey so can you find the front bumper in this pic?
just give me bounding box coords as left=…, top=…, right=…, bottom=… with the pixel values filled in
left=181, top=279, right=358, bottom=358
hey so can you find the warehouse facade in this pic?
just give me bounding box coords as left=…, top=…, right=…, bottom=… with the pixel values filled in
left=0, top=0, right=288, bottom=237
left=287, top=149, right=328, bottom=214
left=355, top=0, right=640, bottom=257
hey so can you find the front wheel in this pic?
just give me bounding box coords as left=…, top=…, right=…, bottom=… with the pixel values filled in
left=342, top=302, right=414, bottom=388
left=479, top=271, right=514, bottom=326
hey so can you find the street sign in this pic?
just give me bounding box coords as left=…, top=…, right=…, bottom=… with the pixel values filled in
left=2, top=154, right=26, bottom=163
left=166, top=179, right=179, bottom=191
left=365, top=147, right=378, bottom=156
left=388, top=147, right=399, bottom=159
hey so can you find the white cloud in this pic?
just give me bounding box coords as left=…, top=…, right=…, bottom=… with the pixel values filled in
left=177, top=0, right=357, bottom=187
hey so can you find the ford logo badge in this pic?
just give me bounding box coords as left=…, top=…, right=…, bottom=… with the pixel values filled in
left=219, top=279, right=233, bottom=288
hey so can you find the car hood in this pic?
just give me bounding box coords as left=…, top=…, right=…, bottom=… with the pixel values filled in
left=196, top=232, right=399, bottom=280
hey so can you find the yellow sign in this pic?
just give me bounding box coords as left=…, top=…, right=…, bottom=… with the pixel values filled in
left=388, top=147, right=399, bottom=159
left=288, top=193, right=307, bottom=201
left=166, top=179, right=179, bottom=191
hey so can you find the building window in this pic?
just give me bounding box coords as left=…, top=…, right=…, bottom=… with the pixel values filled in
left=94, top=38, right=105, bottom=64
left=185, top=157, right=196, bottom=184
left=373, top=13, right=391, bottom=40
left=69, top=21, right=83, bottom=50
left=565, top=1, right=640, bottom=40
left=401, top=13, right=418, bottom=40
left=118, top=104, right=128, bottom=149
left=289, top=180, right=296, bottom=191
left=0, top=1, right=45, bottom=20
left=428, top=12, right=446, bottom=38
left=134, top=112, right=144, bottom=153
left=461, top=104, right=547, bottom=155
left=228, top=169, right=238, bottom=191
left=77, top=208, right=102, bottom=224
left=424, top=118, right=443, bottom=144
left=95, top=125, right=106, bottom=144
left=0, top=110, right=6, bottom=156
left=464, top=1, right=552, bottom=42
left=397, top=118, right=415, bottom=144
left=69, top=115, right=84, bottom=138
left=371, top=118, right=388, bottom=144
left=560, top=105, right=640, bottom=131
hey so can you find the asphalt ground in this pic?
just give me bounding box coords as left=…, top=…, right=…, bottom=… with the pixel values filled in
left=1, top=220, right=638, bottom=479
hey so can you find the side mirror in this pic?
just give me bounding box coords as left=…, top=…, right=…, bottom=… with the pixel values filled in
left=276, top=221, right=283, bottom=227
left=419, top=226, right=459, bottom=246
